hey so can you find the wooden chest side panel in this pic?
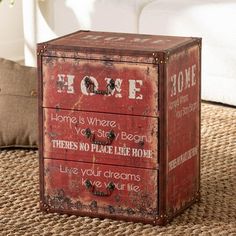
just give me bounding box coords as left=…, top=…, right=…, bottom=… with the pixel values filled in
left=42, top=57, right=158, bottom=117
left=43, top=108, right=158, bottom=169
left=166, top=43, right=201, bottom=216
left=43, top=159, right=158, bottom=221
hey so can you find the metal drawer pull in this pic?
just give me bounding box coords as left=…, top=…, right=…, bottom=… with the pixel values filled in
left=85, top=128, right=115, bottom=145
left=84, top=76, right=115, bottom=95
left=85, top=179, right=115, bottom=196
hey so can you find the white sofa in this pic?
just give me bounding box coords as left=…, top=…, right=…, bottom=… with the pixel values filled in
left=140, top=0, right=236, bottom=106
left=23, top=0, right=236, bottom=106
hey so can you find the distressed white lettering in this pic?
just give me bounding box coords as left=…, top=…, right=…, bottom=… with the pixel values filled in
left=168, top=146, right=198, bottom=171
left=104, top=37, right=125, bottom=41
left=192, top=64, right=197, bottom=86
left=170, top=74, right=177, bottom=97
left=177, top=71, right=184, bottom=93
left=185, top=67, right=191, bottom=89
left=52, top=139, right=78, bottom=150
left=170, top=64, right=197, bottom=97
left=128, top=80, right=143, bottom=99
left=57, top=74, right=75, bottom=94
left=132, top=38, right=149, bottom=43
left=82, top=35, right=103, bottom=40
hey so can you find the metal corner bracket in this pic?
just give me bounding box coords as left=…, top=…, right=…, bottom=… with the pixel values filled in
left=37, top=44, right=48, bottom=56
left=152, top=52, right=159, bottom=64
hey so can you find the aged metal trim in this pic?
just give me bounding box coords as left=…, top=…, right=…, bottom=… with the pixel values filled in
left=153, top=51, right=170, bottom=64
left=40, top=201, right=50, bottom=213
left=160, top=51, right=170, bottom=64
left=37, top=44, right=48, bottom=56
left=85, top=179, right=115, bottom=197
left=84, top=128, right=115, bottom=145
left=152, top=52, right=159, bottom=64
left=84, top=76, right=115, bottom=95
left=192, top=37, right=202, bottom=49
left=154, top=214, right=168, bottom=225
left=156, top=50, right=166, bottom=223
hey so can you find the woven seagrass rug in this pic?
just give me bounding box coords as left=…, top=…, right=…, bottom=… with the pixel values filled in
left=0, top=102, right=235, bottom=236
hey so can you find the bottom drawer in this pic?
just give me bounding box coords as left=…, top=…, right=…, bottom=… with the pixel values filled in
left=42, top=159, right=158, bottom=221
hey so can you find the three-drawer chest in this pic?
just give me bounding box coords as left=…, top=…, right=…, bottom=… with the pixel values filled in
left=37, top=31, right=201, bottom=225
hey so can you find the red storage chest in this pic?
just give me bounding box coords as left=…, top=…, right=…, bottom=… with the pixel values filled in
left=37, top=31, right=201, bottom=225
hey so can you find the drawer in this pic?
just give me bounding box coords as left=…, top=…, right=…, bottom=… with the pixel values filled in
left=43, top=159, right=158, bottom=220
left=43, top=108, right=158, bottom=169
left=42, top=57, right=158, bottom=117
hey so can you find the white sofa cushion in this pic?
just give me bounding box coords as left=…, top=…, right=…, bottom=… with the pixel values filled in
left=139, top=0, right=236, bottom=106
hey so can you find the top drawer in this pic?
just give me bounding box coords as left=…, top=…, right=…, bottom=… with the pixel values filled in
left=42, top=57, right=158, bottom=117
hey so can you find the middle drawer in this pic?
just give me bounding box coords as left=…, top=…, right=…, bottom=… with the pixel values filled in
left=43, top=108, right=158, bottom=169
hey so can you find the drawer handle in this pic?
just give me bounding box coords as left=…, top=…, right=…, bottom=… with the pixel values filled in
left=85, top=128, right=115, bottom=145
left=84, top=76, right=115, bottom=95
left=85, top=179, right=115, bottom=196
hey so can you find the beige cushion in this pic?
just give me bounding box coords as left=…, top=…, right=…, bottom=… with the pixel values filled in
left=0, top=58, right=38, bottom=148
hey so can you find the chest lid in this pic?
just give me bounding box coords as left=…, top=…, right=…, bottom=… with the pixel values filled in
left=38, top=30, right=196, bottom=58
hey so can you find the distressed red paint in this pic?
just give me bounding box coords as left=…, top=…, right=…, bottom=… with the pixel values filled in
left=38, top=30, right=201, bottom=225
left=44, top=159, right=158, bottom=220
left=166, top=45, right=200, bottom=215
left=44, top=108, right=158, bottom=169
left=43, top=58, right=158, bottom=117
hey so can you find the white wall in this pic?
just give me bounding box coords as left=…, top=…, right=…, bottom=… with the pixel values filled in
left=0, top=0, right=24, bottom=61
